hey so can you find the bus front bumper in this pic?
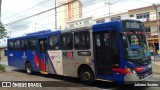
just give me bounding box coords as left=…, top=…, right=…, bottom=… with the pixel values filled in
left=124, top=73, right=153, bottom=84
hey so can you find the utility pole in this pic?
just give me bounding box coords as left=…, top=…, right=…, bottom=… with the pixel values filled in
left=9, top=31, right=11, bottom=38
left=153, top=4, right=160, bottom=50
left=55, top=0, right=57, bottom=30
left=0, top=0, right=1, bottom=21
left=105, top=0, right=113, bottom=17
left=35, top=22, right=37, bottom=32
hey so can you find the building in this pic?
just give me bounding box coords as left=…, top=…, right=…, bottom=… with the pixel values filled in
left=67, top=16, right=92, bottom=29
left=93, top=10, right=129, bottom=24
left=0, top=46, right=7, bottom=61
left=57, top=0, right=82, bottom=30
left=128, top=4, right=160, bottom=51
left=93, top=4, right=160, bottom=51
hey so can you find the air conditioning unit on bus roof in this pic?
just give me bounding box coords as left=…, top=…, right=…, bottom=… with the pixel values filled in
left=67, top=16, right=93, bottom=29
left=26, top=29, right=52, bottom=36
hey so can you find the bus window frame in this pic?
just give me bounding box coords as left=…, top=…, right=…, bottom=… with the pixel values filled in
left=28, top=37, right=37, bottom=50
left=20, top=39, right=28, bottom=50
left=110, top=30, right=121, bottom=68
left=8, top=40, right=14, bottom=51
left=74, top=31, right=90, bottom=50
left=14, top=39, right=21, bottom=50
left=60, top=33, right=73, bottom=50
left=49, top=34, right=60, bottom=50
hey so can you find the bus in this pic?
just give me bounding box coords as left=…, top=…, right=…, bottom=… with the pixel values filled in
left=7, top=20, right=152, bottom=84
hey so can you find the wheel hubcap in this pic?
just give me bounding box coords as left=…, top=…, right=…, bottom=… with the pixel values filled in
left=27, top=65, right=31, bottom=73
left=83, top=72, right=91, bottom=81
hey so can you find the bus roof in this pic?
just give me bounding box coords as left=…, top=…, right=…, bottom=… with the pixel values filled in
left=92, top=20, right=122, bottom=32
left=8, top=30, right=61, bottom=40
left=62, top=26, right=92, bottom=33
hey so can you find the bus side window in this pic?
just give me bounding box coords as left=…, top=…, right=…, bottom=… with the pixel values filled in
left=28, top=38, right=36, bottom=50
left=20, top=39, right=24, bottom=50
left=60, top=33, right=73, bottom=50
left=14, top=40, right=20, bottom=50
left=20, top=39, right=28, bottom=50
left=24, top=39, right=28, bottom=50
left=49, top=35, right=59, bottom=50
left=110, top=30, right=120, bottom=67
left=8, top=40, right=14, bottom=51
left=74, top=31, right=90, bottom=50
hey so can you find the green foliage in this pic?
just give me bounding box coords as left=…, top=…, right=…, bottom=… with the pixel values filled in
left=0, top=22, right=7, bottom=39
left=0, top=64, right=5, bottom=71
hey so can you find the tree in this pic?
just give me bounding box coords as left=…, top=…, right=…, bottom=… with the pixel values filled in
left=0, top=22, right=7, bottom=39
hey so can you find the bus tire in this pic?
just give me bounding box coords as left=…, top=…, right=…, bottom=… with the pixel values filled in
left=25, top=62, right=33, bottom=75
left=80, top=67, right=95, bottom=85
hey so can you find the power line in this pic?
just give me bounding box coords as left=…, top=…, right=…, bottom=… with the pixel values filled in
left=4, top=0, right=107, bottom=26
left=2, top=0, right=51, bottom=21
left=5, top=9, right=129, bottom=31
left=5, top=0, right=108, bottom=30
left=4, top=0, right=107, bottom=29
left=4, top=0, right=78, bottom=26
left=5, top=0, right=126, bottom=30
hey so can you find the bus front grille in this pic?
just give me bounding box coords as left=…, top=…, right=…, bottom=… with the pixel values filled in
left=137, top=69, right=152, bottom=79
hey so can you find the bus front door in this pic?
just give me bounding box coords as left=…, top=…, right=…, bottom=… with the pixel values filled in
left=38, top=38, right=48, bottom=73
left=94, top=31, right=113, bottom=80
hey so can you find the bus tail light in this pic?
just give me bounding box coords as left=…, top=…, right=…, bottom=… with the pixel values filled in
left=134, top=67, right=144, bottom=72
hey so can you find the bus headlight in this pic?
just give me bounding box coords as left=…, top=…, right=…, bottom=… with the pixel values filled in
left=126, top=67, right=131, bottom=72
left=132, top=70, right=137, bottom=75
left=126, top=66, right=137, bottom=75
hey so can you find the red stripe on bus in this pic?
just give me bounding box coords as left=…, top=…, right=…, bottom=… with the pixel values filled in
left=40, top=58, right=46, bottom=71
left=112, top=68, right=130, bottom=74
left=33, top=52, right=46, bottom=71
left=34, top=52, right=39, bottom=70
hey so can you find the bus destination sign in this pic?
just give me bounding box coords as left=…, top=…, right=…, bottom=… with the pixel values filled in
left=123, top=21, right=144, bottom=29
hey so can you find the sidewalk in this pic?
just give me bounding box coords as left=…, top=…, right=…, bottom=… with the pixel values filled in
left=152, top=55, right=160, bottom=75
left=0, top=60, right=8, bottom=66
left=152, top=63, right=160, bottom=75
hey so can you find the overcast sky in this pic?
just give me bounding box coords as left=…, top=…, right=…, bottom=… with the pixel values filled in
left=1, top=0, right=160, bottom=39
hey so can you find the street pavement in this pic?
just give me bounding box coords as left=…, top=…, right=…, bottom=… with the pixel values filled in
left=151, top=55, right=160, bottom=75
left=151, top=55, right=160, bottom=65
left=0, top=60, right=160, bottom=90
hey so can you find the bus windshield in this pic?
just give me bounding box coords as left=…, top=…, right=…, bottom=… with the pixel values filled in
left=122, top=31, right=150, bottom=60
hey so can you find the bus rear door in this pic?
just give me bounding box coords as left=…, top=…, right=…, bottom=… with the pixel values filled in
left=38, top=38, right=48, bottom=74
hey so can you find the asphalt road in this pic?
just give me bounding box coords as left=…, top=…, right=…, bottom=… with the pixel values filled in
left=0, top=60, right=160, bottom=90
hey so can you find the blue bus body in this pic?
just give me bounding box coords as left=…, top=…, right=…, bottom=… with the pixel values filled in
left=7, top=20, right=152, bottom=84
left=8, top=30, right=61, bottom=73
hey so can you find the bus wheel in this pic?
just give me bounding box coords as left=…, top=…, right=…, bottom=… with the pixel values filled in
left=80, top=68, right=95, bottom=85
left=25, top=62, right=32, bottom=75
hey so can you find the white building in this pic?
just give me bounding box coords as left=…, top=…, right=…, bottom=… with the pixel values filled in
left=67, top=16, right=92, bottom=29
left=93, top=11, right=129, bottom=24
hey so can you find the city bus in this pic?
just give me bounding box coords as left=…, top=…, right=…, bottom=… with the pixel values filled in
left=7, top=19, right=152, bottom=84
